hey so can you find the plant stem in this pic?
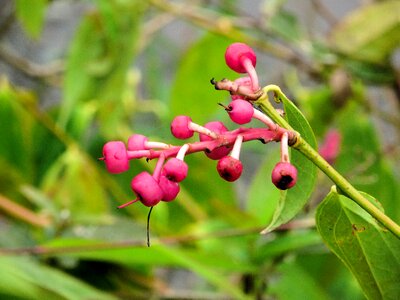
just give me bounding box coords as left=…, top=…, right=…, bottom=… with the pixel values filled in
left=256, top=85, right=400, bottom=239
left=256, top=85, right=293, bottom=130
left=296, top=137, right=400, bottom=238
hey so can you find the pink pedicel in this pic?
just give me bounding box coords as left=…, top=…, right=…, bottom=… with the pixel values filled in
left=131, top=172, right=164, bottom=207
left=171, top=115, right=194, bottom=139
left=319, top=129, right=341, bottom=165
left=102, top=141, right=130, bottom=174
left=217, top=156, right=243, bottom=182
left=163, top=158, right=188, bottom=182
left=159, top=175, right=180, bottom=202
left=199, top=121, right=232, bottom=160
left=226, top=99, right=254, bottom=125
left=225, top=42, right=257, bottom=73
left=271, top=162, right=298, bottom=190
left=231, top=77, right=253, bottom=100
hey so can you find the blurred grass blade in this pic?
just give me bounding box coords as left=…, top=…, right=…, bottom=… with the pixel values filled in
left=59, top=0, right=145, bottom=136
left=42, top=239, right=252, bottom=300
left=0, top=256, right=117, bottom=300
left=331, top=0, right=400, bottom=63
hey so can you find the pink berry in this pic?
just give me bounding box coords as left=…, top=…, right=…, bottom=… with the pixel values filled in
left=102, top=141, right=129, bottom=174
left=131, top=172, right=164, bottom=207
left=199, top=121, right=232, bottom=160
left=225, top=43, right=257, bottom=73
left=226, top=100, right=254, bottom=125
left=163, top=158, right=188, bottom=182
left=127, top=134, right=148, bottom=151
left=217, top=156, right=243, bottom=182
left=171, top=116, right=194, bottom=139
left=159, top=175, right=180, bottom=202
left=271, top=162, right=298, bottom=190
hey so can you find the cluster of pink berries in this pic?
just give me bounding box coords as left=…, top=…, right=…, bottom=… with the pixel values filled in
left=100, top=43, right=298, bottom=209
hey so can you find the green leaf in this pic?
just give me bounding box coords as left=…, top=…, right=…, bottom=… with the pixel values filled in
left=246, top=148, right=281, bottom=225
left=170, top=34, right=237, bottom=124
left=15, top=0, right=48, bottom=38
left=255, top=230, right=322, bottom=262
left=60, top=0, right=145, bottom=137
left=0, top=79, right=36, bottom=180
left=182, top=154, right=236, bottom=209
left=344, top=60, right=395, bottom=84
left=268, top=10, right=304, bottom=43
left=41, top=146, right=110, bottom=222
left=264, top=95, right=317, bottom=232
left=43, top=239, right=252, bottom=300
left=0, top=256, right=116, bottom=300
left=268, top=260, right=332, bottom=300
left=335, top=101, right=400, bottom=222
left=316, top=188, right=400, bottom=300
left=331, top=1, right=400, bottom=63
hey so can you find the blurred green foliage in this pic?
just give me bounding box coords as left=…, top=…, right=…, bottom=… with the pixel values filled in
left=0, top=0, right=399, bottom=299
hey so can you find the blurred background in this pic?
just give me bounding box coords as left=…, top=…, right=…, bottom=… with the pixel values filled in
left=0, top=0, right=399, bottom=299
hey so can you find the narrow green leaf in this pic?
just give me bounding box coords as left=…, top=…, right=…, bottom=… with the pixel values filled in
left=43, top=239, right=252, bottom=300
left=246, top=148, right=281, bottom=225
left=268, top=261, right=332, bottom=300
left=255, top=230, right=322, bottom=262
left=60, top=0, right=145, bottom=137
left=0, top=79, right=36, bottom=179
left=268, top=10, right=304, bottom=43
left=41, top=146, right=110, bottom=221
left=43, top=237, right=254, bottom=273
left=331, top=0, right=400, bottom=63
left=0, top=256, right=116, bottom=300
left=316, top=188, right=400, bottom=300
left=264, top=95, right=317, bottom=232
left=15, top=0, right=48, bottom=38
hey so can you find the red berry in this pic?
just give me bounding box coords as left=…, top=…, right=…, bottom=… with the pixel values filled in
left=127, top=134, right=148, bottom=150
left=131, top=172, right=164, bottom=207
left=171, top=116, right=194, bottom=139
left=217, top=156, right=243, bottom=182
left=199, top=121, right=232, bottom=160
left=102, top=141, right=129, bottom=174
left=271, top=162, right=298, bottom=190
left=226, top=100, right=254, bottom=125
left=225, top=43, right=257, bottom=73
left=159, top=175, right=180, bottom=202
left=163, top=158, right=188, bottom=182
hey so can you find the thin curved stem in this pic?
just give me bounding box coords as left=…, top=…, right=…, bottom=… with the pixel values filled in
left=241, top=57, right=259, bottom=91
left=147, top=206, right=154, bottom=247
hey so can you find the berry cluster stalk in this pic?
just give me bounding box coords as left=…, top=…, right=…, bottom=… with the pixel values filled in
left=256, top=85, right=400, bottom=239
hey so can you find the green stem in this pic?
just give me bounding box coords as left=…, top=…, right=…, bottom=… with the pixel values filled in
left=256, top=85, right=400, bottom=239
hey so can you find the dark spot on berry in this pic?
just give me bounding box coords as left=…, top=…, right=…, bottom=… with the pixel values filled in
left=277, top=175, right=293, bottom=190
left=221, top=170, right=233, bottom=181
